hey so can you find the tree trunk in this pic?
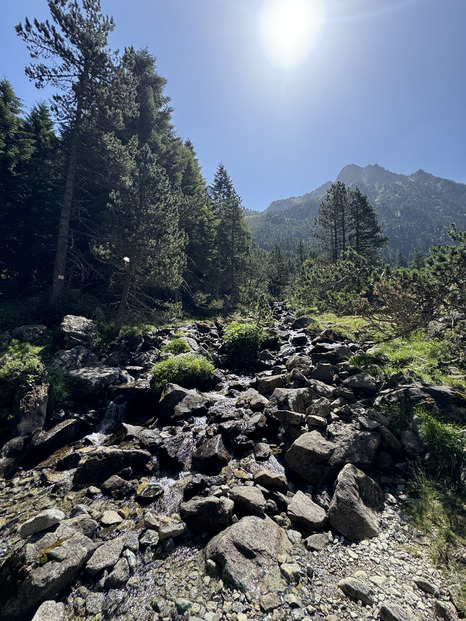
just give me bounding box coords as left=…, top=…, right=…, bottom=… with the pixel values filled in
left=49, top=92, right=83, bottom=308
left=114, top=260, right=133, bottom=335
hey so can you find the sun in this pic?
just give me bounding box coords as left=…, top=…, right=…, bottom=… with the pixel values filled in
left=259, top=0, right=326, bottom=69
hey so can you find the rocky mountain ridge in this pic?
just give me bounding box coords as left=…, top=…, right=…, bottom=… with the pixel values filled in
left=0, top=310, right=465, bottom=621
left=246, top=164, right=466, bottom=259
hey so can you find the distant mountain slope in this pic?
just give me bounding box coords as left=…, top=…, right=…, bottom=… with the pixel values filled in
left=246, top=164, right=466, bottom=259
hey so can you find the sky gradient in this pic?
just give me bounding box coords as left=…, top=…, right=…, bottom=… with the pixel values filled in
left=1, top=0, right=465, bottom=212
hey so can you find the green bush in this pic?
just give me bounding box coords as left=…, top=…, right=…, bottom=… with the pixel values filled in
left=150, top=354, right=214, bottom=396
left=161, top=338, right=190, bottom=355
left=223, top=322, right=264, bottom=361
left=0, top=340, right=44, bottom=389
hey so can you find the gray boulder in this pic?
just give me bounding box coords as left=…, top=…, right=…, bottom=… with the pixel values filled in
left=158, top=383, right=210, bottom=420
left=0, top=532, right=95, bottom=621
left=31, top=601, right=65, bottom=621
left=342, top=373, right=378, bottom=394
left=52, top=346, right=120, bottom=400
left=19, top=509, right=65, bottom=539
left=192, top=434, right=230, bottom=475
left=328, top=464, right=384, bottom=541
left=72, top=446, right=152, bottom=487
left=287, top=490, right=327, bottom=531
left=86, top=534, right=126, bottom=576
left=58, top=315, right=97, bottom=349
left=285, top=426, right=381, bottom=484
left=180, top=496, right=234, bottom=533
left=157, top=432, right=194, bottom=471
left=11, top=325, right=47, bottom=343
left=229, top=485, right=267, bottom=515
left=205, top=515, right=292, bottom=591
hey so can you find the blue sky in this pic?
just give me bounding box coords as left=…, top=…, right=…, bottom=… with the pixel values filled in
left=1, top=0, right=465, bottom=211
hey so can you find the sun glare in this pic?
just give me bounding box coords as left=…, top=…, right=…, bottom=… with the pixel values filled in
left=259, top=0, right=326, bottom=69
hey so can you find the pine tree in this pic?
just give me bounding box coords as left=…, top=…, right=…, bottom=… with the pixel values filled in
left=16, top=0, right=117, bottom=305
left=95, top=139, right=185, bottom=333
left=315, top=182, right=387, bottom=263
left=0, top=79, right=39, bottom=281
left=210, top=164, right=251, bottom=304
left=267, top=245, right=289, bottom=298
left=315, top=181, right=349, bottom=262
left=15, top=103, right=61, bottom=285
left=348, top=187, right=387, bottom=260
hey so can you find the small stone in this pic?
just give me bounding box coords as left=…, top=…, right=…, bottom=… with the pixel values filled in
left=413, top=575, right=439, bottom=595
left=100, top=510, right=123, bottom=526
left=338, top=577, right=374, bottom=606
left=175, top=598, right=192, bottom=613
left=379, top=603, right=417, bottom=621
left=284, top=593, right=301, bottom=608
left=280, top=563, right=301, bottom=583
left=304, top=533, right=330, bottom=551
left=31, top=601, right=65, bottom=621
left=435, top=600, right=460, bottom=621
left=260, top=593, right=281, bottom=612
left=139, top=529, right=160, bottom=547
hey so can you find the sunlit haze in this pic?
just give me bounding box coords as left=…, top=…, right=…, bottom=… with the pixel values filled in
left=259, top=0, right=326, bottom=69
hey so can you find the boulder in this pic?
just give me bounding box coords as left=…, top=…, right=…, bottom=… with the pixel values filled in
left=25, top=419, right=83, bottom=467
left=52, top=346, right=120, bottom=400
left=284, top=431, right=334, bottom=484
left=157, top=432, right=194, bottom=471
left=0, top=380, right=49, bottom=478
left=287, top=490, right=327, bottom=531
left=253, top=469, right=288, bottom=493
left=31, top=601, right=65, bottom=621
left=86, top=535, right=126, bottom=576
left=328, top=464, right=384, bottom=541
left=192, top=434, right=230, bottom=475
left=158, top=383, right=210, bottom=421
left=19, top=509, right=65, bottom=539
left=11, top=325, right=47, bottom=343
left=229, top=485, right=267, bottom=515
left=58, top=315, right=97, bottom=349
left=0, top=532, right=95, bottom=621
left=256, top=374, right=287, bottom=396
left=72, top=446, right=152, bottom=487
left=205, top=515, right=293, bottom=591
left=267, top=387, right=310, bottom=413
left=285, top=426, right=381, bottom=485
left=180, top=496, right=234, bottom=533
left=342, top=373, right=378, bottom=394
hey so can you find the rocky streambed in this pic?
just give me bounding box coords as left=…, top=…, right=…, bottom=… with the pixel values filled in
left=0, top=309, right=465, bottom=621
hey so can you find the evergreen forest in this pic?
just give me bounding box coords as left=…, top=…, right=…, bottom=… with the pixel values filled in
left=1, top=0, right=465, bottom=376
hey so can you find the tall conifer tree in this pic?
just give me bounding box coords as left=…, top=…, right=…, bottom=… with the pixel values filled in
left=16, top=0, right=116, bottom=305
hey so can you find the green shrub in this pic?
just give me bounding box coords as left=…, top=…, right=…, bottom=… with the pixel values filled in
left=416, top=407, right=465, bottom=480
left=150, top=354, right=214, bottom=396
left=0, top=340, right=44, bottom=389
left=223, top=322, right=265, bottom=361
left=161, top=338, right=190, bottom=355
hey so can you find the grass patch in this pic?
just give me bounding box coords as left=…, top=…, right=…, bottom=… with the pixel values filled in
left=150, top=354, right=214, bottom=396
left=312, top=313, right=369, bottom=340
left=370, top=331, right=463, bottom=385
left=407, top=471, right=466, bottom=615
left=416, top=407, right=465, bottom=481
